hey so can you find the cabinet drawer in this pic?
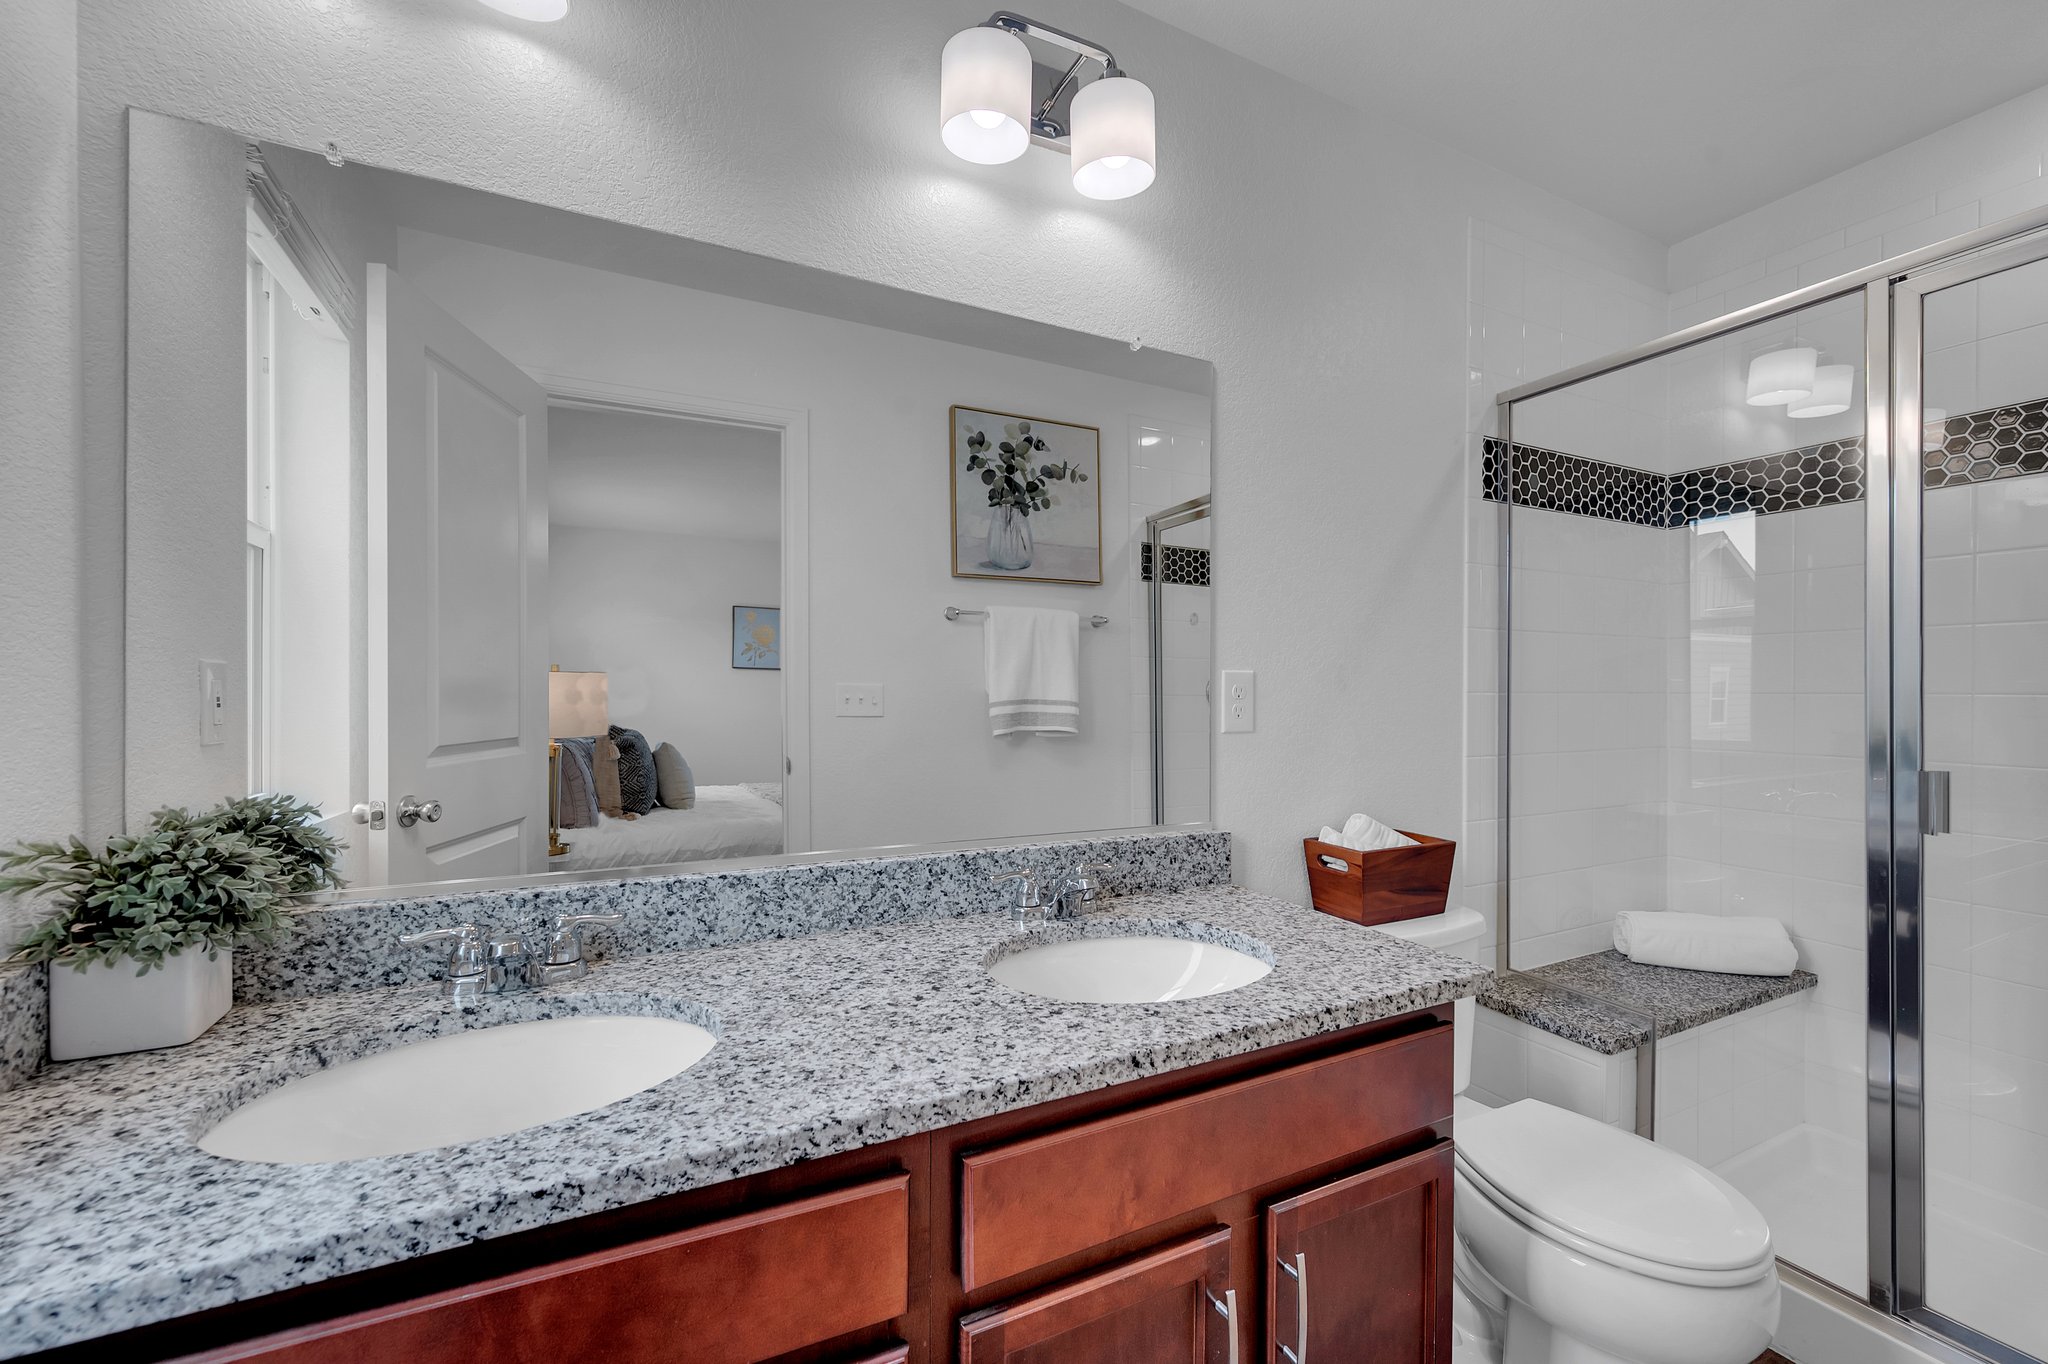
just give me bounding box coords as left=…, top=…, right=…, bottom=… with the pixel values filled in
left=959, top=1025, right=1450, bottom=1290
left=194, top=1174, right=911, bottom=1364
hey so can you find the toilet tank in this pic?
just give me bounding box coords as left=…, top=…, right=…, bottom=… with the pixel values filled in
left=1368, top=905, right=1486, bottom=1097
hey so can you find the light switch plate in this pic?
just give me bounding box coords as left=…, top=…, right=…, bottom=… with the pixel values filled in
left=199, top=660, right=228, bottom=746
left=836, top=684, right=885, bottom=717
left=1219, top=669, right=1255, bottom=733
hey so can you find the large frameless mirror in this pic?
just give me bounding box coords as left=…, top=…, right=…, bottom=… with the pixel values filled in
left=121, top=109, right=1214, bottom=898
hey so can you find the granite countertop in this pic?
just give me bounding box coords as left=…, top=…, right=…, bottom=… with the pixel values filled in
left=1479, top=949, right=1819, bottom=1055
left=0, top=886, right=1487, bottom=1357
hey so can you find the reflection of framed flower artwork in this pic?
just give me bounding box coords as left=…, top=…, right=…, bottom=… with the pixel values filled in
left=950, top=405, right=1101, bottom=584
left=732, top=606, right=780, bottom=670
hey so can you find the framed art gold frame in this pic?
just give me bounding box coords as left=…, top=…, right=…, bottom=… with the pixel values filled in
left=948, top=404, right=1104, bottom=585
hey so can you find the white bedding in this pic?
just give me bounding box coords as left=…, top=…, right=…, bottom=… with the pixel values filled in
left=556, top=784, right=784, bottom=871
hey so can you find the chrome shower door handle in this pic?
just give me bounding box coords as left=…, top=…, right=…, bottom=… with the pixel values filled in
left=1205, top=1286, right=1239, bottom=1364
left=1921, top=770, right=1951, bottom=836
left=1278, top=1251, right=1307, bottom=1363
left=397, top=795, right=443, bottom=828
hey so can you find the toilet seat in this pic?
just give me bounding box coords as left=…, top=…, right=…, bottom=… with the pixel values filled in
left=1457, top=1101, right=1774, bottom=1286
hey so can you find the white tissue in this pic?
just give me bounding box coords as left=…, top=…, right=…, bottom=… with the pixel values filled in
left=1318, top=813, right=1419, bottom=853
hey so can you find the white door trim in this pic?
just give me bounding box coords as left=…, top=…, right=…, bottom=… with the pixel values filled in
left=527, top=370, right=813, bottom=855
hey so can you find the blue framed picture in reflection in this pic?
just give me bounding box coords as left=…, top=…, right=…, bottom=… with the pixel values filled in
left=732, top=606, right=780, bottom=670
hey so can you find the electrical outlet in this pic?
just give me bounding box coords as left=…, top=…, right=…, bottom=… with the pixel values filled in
left=1219, top=669, right=1255, bottom=733
left=199, top=660, right=228, bottom=746
left=835, top=684, right=885, bottom=717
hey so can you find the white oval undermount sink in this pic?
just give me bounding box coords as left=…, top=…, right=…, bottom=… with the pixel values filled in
left=200, top=1014, right=717, bottom=1164
left=988, top=933, right=1272, bottom=1004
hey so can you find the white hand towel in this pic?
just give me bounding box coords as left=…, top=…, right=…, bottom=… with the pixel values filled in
left=984, top=606, right=1080, bottom=737
left=1612, top=911, right=1799, bottom=977
left=1318, top=813, right=1419, bottom=852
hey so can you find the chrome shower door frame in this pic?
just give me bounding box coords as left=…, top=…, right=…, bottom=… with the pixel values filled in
left=1882, top=231, right=2048, bottom=1364
left=1146, top=494, right=1210, bottom=825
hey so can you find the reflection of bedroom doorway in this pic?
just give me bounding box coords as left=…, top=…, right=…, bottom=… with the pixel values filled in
left=537, top=373, right=811, bottom=859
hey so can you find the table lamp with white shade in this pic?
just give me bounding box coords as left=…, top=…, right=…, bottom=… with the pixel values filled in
left=547, top=667, right=609, bottom=857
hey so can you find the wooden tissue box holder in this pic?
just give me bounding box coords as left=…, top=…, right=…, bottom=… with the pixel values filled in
left=1302, top=832, right=1457, bottom=928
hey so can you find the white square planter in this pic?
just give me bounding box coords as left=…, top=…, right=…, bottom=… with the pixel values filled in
left=48, top=949, right=232, bottom=1061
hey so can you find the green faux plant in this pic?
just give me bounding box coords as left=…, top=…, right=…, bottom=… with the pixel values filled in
left=963, top=420, right=1088, bottom=516
left=1, top=795, right=343, bottom=974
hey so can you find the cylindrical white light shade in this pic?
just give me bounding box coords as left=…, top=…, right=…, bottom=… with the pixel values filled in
left=1745, top=346, right=1818, bottom=406
left=548, top=670, right=609, bottom=739
left=940, top=26, right=1031, bottom=165
left=1787, top=363, right=1854, bottom=418
left=1070, top=75, right=1156, bottom=200
left=478, top=0, right=568, bottom=19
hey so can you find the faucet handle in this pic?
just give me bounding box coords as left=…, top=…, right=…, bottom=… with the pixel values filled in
left=399, top=923, right=487, bottom=979
left=1066, top=862, right=1115, bottom=903
left=991, top=868, right=1043, bottom=909
left=545, top=911, right=624, bottom=967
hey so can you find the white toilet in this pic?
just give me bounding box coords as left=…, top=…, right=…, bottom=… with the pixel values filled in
left=1373, top=908, right=1781, bottom=1364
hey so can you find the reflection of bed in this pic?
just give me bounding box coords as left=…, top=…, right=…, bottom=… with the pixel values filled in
left=556, top=784, right=784, bottom=871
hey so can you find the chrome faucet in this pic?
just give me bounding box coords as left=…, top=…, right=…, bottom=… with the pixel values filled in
left=992, top=862, right=1115, bottom=926
left=400, top=911, right=624, bottom=1000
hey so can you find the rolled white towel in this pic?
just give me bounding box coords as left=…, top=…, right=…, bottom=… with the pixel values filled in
left=1318, top=813, right=1419, bottom=853
left=1613, top=911, right=1799, bottom=977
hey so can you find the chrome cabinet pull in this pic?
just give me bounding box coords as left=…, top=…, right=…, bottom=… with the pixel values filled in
left=1278, top=1251, right=1307, bottom=1363
left=1204, top=1287, right=1239, bottom=1364
left=397, top=795, right=443, bottom=828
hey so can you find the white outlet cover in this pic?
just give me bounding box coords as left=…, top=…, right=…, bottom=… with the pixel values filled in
left=1219, top=669, right=1255, bottom=733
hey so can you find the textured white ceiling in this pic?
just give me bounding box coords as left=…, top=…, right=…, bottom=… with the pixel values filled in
left=1119, top=0, right=2048, bottom=242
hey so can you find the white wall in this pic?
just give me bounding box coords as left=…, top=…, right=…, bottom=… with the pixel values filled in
left=0, top=0, right=81, bottom=947
left=123, top=113, right=248, bottom=822
left=59, top=0, right=1666, bottom=902
left=264, top=289, right=352, bottom=818
left=549, top=526, right=783, bottom=786
left=1669, top=84, right=2048, bottom=324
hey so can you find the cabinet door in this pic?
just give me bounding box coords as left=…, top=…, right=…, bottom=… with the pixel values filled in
left=959, top=1227, right=1237, bottom=1364
left=1264, top=1143, right=1453, bottom=1364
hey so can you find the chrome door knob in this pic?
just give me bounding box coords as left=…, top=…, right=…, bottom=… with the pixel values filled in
left=350, top=800, right=387, bottom=830
left=397, top=795, right=443, bottom=828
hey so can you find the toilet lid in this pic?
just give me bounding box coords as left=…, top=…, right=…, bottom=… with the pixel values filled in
left=1456, top=1100, right=1772, bottom=1272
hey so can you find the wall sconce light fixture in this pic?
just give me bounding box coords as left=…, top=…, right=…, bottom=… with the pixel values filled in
left=940, top=11, right=1156, bottom=200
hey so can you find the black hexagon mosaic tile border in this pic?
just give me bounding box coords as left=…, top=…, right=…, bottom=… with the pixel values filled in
left=1481, top=439, right=1669, bottom=526
left=1484, top=396, right=2048, bottom=528
left=1140, top=542, right=1210, bottom=586
left=1670, top=438, right=1865, bottom=522
left=1923, top=399, right=2048, bottom=488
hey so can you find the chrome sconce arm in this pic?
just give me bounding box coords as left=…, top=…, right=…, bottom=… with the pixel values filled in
left=981, top=10, right=1125, bottom=145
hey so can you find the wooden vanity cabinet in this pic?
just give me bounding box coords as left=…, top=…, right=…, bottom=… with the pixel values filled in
left=98, top=1008, right=1453, bottom=1364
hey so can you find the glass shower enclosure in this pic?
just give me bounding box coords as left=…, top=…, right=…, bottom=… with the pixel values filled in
left=1491, top=212, right=2048, bottom=1364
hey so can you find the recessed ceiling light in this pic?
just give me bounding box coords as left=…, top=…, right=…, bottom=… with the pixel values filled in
left=478, top=0, right=568, bottom=21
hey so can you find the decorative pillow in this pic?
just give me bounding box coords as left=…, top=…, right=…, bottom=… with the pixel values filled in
left=555, top=737, right=599, bottom=829
left=608, top=725, right=658, bottom=815
left=654, top=742, right=696, bottom=810
left=592, top=735, right=626, bottom=819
